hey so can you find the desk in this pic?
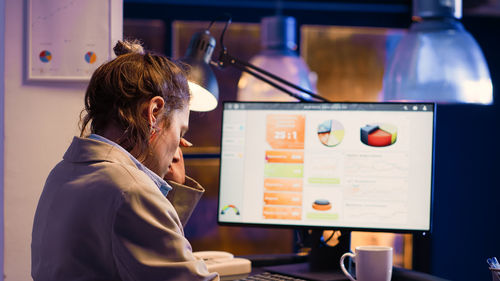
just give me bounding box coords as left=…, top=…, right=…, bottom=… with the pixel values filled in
left=242, top=254, right=450, bottom=281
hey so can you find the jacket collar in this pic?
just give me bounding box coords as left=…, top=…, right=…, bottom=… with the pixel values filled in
left=63, top=136, right=135, bottom=167
left=64, top=136, right=172, bottom=196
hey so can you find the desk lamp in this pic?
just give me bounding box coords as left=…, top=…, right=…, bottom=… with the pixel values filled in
left=181, top=17, right=329, bottom=111
left=181, top=22, right=219, bottom=112
left=382, top=0, right=493, bottom=104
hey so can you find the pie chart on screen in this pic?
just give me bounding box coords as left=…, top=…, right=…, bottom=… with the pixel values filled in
left=317, top=119, right=344, bottom=147
left=39, top=50, right=52, bottom=63
left=360, top=123, right=397, bottom=147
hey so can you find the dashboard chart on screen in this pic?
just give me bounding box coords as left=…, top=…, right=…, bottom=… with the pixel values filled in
left=218, top=102, right=435, bottom=232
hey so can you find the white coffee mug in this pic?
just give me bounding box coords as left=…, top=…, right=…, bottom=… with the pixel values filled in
left=340, top=246, right=393, bottom=281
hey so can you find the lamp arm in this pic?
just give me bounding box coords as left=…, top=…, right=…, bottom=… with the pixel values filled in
left=217, top=49, right=329, bottom=102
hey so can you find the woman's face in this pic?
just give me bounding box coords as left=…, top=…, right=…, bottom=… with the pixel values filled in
left=146, top=106, right=190, bottom=179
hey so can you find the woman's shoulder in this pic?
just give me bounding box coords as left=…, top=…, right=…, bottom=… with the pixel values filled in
left=47, top=156, right=156, bottom=201
left=91, top=160, right=158, bottom=194
left=59, top=137, right=156, bottom=191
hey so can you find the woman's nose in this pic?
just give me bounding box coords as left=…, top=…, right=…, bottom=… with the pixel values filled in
left=172, top=147, right=181, bottom=162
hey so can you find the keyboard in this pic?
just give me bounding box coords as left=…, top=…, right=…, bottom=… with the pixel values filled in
left=236, top=272, right=308, bottom=281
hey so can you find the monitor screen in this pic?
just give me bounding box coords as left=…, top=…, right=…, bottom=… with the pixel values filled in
left=218, top=102, right=435, bottom=233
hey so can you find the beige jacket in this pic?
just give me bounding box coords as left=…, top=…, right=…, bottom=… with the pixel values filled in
left=31, top=137, right=219, bottom=281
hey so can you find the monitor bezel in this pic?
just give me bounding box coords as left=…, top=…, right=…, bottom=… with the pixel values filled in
left=216, top=101, right=436, bottom=235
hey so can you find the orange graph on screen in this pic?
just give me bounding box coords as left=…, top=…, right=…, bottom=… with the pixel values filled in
left=263, top=206, right=301, bottom=220
left=264, top=192, right=302, bottom=206
left=265, top=150, right=304, bottom=163
left=266, top=115, right=305, bottom=149
left=264, top=178, right=303, bottom=192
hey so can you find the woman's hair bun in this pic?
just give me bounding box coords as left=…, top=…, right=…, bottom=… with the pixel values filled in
left=113, top=39, right=145, bottom=56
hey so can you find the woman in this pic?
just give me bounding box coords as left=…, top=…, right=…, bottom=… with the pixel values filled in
left=31, top=40, right=219, bottom=281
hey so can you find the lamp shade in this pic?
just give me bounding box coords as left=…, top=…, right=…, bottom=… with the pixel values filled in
left=237, top=16, right=315, bottom=102
left=382, top=0, right=493, bottom=104
left=181, top=30, right=219, bottom=111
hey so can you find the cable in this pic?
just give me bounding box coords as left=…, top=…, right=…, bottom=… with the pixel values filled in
left=219, top=14, right=232, bottom=51
left=206, top=20, right=215, bottom=30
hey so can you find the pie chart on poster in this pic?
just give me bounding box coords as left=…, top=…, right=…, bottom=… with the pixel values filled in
left=360, top=123, right=397, bottom=147
left=317, top=119, right=345, bottom=147
left=39, top=50, right=52, bottom=63
left=85, top=51, right=97, bottom=64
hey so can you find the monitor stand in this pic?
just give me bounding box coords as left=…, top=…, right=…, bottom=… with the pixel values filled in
left=263, top=229, right=351, bottom=281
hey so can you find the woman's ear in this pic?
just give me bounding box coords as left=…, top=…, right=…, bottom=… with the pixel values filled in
left=145, top=96, right=165, bottom=126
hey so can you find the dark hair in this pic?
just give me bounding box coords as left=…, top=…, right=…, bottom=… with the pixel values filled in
left=80, top=40, right=190, bottom=160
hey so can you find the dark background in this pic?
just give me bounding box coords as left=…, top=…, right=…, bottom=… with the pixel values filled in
left=124, top=1, right=500, bottom=280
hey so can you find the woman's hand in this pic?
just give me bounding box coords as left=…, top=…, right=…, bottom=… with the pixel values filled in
left=164, top=138, right=192, bottom=185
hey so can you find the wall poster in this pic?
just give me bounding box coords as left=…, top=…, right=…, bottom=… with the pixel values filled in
left=27, top=0, right=122, bottom=81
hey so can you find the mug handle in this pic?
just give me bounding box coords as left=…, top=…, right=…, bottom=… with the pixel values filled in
left=340, top=252, right=356, bottom=281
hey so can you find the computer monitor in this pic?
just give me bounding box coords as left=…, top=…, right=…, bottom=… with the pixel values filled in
left=217, top=102, right=435, bottom=277
left=218, top=101, right=434, bottom=231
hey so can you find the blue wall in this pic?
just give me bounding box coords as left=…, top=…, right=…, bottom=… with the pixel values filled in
left=432, top=104, right=500, bottom=281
